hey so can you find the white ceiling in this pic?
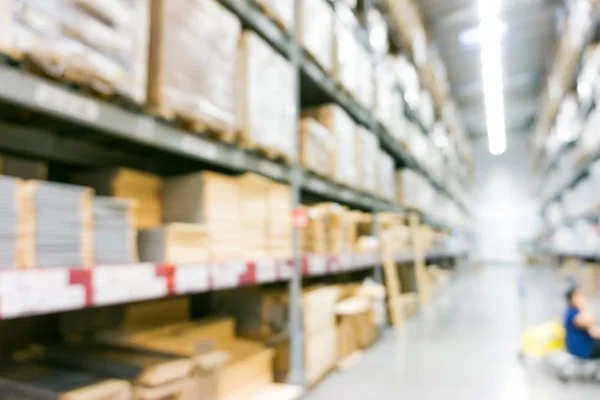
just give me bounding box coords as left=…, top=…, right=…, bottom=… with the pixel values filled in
left=413, top=0, right=564, bottom=138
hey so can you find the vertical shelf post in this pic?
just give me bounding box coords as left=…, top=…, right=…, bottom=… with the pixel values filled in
left=287, top=0, right=306, bottom=394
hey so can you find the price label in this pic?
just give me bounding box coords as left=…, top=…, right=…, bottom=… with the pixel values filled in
left=174, top=265, right=210, bottom=294
left=257, top=160, right=284, bottom=180
left=35, top=83, right=100, bottom=122
left=181, top=136, right=219, bottom=160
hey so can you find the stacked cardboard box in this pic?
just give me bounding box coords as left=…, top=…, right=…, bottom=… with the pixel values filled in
left=0, top=176, right=21, bottom=268
left=3, top=0, right=149, bottom=104
left=335, top=296, right=377, bottom=363
left=162, top=172, right=241, bottom=261
left=71, top=168, right=162, bottom=230
left=0, top=359, right=131, bottom=400
left=298, top=0, right=335, bottom=73
left=356, top=127, right=378, bottom=194
left=147, top=0, right=240, bottom=133
left=21, top=181, right=94, bottom=268
left=231, top=286, right=339, bottom=386
left=267, top=182, right=293, bottom=259
left=334, top=17, right=359, bottom=97
left=102, top=318, right=277, bottom=400
left=299, top=117, right=335, bottom=178
left=93, top=196, right=138, bottom=265
left=378, top=150, right=396, bottom=201
left=238, top=31, right=295, bottom=161
left=304, top=105, right=357, bottom=187
left=239, top=174, right=270, bottom=260
left=35, top=343, right=194, bottom=400
left=138, top=223, right=209, bottom=265
left=301, top=207, right=327, bottom=254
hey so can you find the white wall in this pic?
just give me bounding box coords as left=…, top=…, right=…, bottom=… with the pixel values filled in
left=473, top=132, right=539, bottom=264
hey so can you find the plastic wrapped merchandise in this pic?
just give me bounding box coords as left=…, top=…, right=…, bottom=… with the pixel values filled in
left=304, top=105, right=357, bottom=187
left=378, top=150, right=396, bottom=201
left=356, top=126, right=378, bottom=194
left=417, top=89, right=435, bottom=129
left=299, top=117, right=335, bottom=178
left=356, top=44, right=374, bottom=110
left=255, top=0, right=294, bottom=31
left=335, top=16, right=359, bottom=97
left=10, top=0, right=149, bottom=104
left=298, top=0, right=334, bottom=73
left=396, top=169, right=427, bottom=209
left=375, top=58, right=398, bottom=132
left=148, top=0, right=240, bottom=134
left=366, top=8, right=389, bottom=58
left=396, top=55, right=420, bottom=109
left=239, top=31, right=295, bottom=161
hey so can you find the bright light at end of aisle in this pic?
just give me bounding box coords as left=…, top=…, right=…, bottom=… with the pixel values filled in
left=479, top=0, right=506, bottom=155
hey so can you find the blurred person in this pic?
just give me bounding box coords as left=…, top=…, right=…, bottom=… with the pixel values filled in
left=565, top=287, right=600, bottom=359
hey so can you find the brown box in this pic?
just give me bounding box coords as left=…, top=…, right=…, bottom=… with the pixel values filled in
left=71, top=168, right=162, bottom=230
left=266, top=182, right=293, bottom=259
left=147, top=0, right=240, bottom=135
left=162, top=172, right=242, bottom=261
left=299, top=118, right=335, bottom=179
left=239, top=174, right=270, bottom=260
left=102, top=318, right=274, bottom=400
left=138, top=223, right=209, bottom=265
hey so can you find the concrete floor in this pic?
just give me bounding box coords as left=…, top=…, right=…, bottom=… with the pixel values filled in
left=309, top=265, right=600, bottom=399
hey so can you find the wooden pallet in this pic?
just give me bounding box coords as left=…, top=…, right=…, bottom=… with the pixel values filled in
left=148, top=103, right=237, bottom=144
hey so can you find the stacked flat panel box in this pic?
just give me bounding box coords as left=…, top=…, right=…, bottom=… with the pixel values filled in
left=93, top=197, right=138, bottom=265
left=0, top=359, right=130, bottom=400
left=267, top=182, right=293, bottom=259
left=303, top=105, right=357, bottom=188
left=147, top=0, right=240, bottom=134
left=37, top=344, right=194, bottom=400
left=299, top=118, right=335, bottom=178
left=21, top=181, right=93, bottom=268
left=1, top=0, right=150, bottom=104
left=239, top=174, right=270, bottom=260
left=161, top=172, right=242, bottom=262
left=238, top=31, right=295, bottom=161
left=0, top=176, right=21, bottom=268
left=298, top=0, right=335, bottom=73
left=71, top=168, right=162, bottom=230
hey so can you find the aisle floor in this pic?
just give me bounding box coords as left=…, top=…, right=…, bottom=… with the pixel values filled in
left=309, top=265, right=600, bottom=399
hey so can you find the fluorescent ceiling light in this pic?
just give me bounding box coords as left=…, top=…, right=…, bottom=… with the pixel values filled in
left=479, top=0, right=506, bottom=155
left=458, top=21, right=507, bottom=48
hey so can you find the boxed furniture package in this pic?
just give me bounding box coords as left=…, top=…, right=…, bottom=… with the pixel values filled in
left=100, top=317, right=276, bottom=400
left=0, top=175, right=22, bottom=268
left=299, top=117, right=335, bottom=178
left=71, top=168, right=162, bottom=230
left=93, top=196, right=138, bottom=264
left=1, top=0, right=150, bottom=104
left=21, top=181, right=94, bottom=268
left=161, top=171, right=242, bottom=261
left=238, top=31, right=295, bottom=161
left=147, top=0, right=240, bottom=136
left=297, top=0, right=335, bottom=73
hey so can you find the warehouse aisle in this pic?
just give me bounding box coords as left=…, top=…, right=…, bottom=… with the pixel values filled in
left=309, top=266, right=600, bottom=399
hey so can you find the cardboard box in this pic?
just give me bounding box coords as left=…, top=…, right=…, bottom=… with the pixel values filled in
left=102, top=318, right=275, bottom=400
left=94, top=196, right=138, bottom=264
left=238, top=31, right=295, bottom=161
left=147, top=0, right=240, bottom=133
left=21, top=181, right=94, bottom=268
left=356, top=127, right=378, bottom=194
left=162, top=172, right=241, bottom=261
left=266, top=182, right=293, bottom=259
left=138, top=223, right=209, bottom=265
left=299, top=117, right=335, bottom=178
left=71, top=168, right=162, bottom=230
left=239, top=174, right=270, bottom=260
left=297, top=0, right=335, bottom=73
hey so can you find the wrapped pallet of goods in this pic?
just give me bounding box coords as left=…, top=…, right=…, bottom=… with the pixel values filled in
left=0, top=359, right=131, bottom=400
left=93, top=197, right=138, bottom=264
left=396, top=169, right=426, bottom=210
left=356, top=127, right=379, bottom=194
left=377, top=150, right=396, bottom=201
left=138, top=223, right=209, bottom=265
left=375, top=57, right=407, bottom=146
left=229, top=286, right=340, bottom=386
left=299, top=117, right=335, bottom=179
left=161, top=172, right=241, bottom=262
left=21, top=181, right=94, bottom=268
left=147, top=0, right=240, bottom=139
left=71, top=168, right=162, bottom=230
left=100, top=317, right=278, bottom=400
left=334, top=17, right=359, bottom=98
left=3, top=0, right=149, bottom=105
left=238, top=31, right=295, bottom=162
left=304, top=105, right=357, bottom=187
left=255, top=0, right=294, bottom=32
left=297, top=0, right=335, bottom=74
left=355, top=44, right=374, bottom=110
left=0, top=176, right=22, bottom=269
left=34, top=343, right=194, bottom=400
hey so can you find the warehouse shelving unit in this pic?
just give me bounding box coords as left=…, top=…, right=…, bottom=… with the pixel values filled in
left=0, top=0, right=473, bottom=396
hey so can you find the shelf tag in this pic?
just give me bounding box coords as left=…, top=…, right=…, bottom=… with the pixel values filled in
left=255, top=259, right=278, bottom=283
left=174, top=265, right=210, bottom=294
